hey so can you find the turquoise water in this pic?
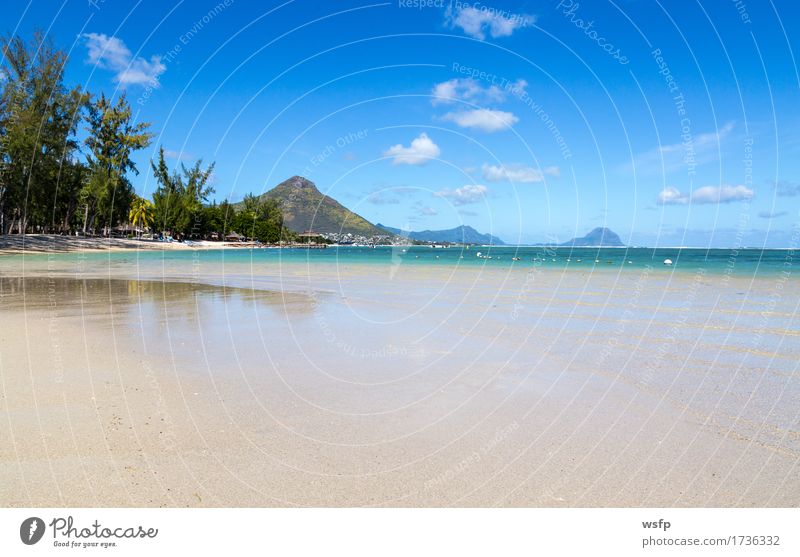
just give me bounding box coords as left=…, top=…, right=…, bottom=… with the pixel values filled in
left=6, top=245, right=796, bottom=278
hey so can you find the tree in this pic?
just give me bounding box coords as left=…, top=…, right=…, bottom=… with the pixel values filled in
left=128, top=195, right=154, bottom=238
left=0, top=31, right=87, bottom=234
left=199, top=200, right=234, bottom=238
left=151, top=146, right=215, bottom=237
left=241, top=193, right=261, bottom=214
left=231, top=194, right=286, bottom=243
left=81, top=93, right=152, bottom=234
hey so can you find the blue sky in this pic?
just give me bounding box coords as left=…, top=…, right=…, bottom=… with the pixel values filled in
left=4, top=0, right=800, bottom=246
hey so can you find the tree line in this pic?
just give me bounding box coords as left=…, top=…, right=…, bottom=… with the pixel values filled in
left=0, top=32, right=291, bottom=243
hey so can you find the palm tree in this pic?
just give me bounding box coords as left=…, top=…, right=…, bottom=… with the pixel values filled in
left=128, top=196, right=155, bottom=239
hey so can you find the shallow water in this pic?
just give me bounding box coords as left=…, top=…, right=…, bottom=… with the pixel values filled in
left=1, top=245, right=797, bottom=278
left=1, top=254, right=798, bottom=506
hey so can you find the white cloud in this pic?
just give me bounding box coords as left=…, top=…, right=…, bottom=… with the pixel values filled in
left=431, top=78, right=513, bottom=106
left=628, top=122, right=735, bottom=175
left=482, top=163, right=559, bottom=183
left=444, top=5, right=535, bottom=40
left=442, top=108, right=518, bottom=132
left=657, top=184, right=753, bottom=205
left=83, top=33, right=166, bottom=87
left=657, top=186, right=688, bottom=205
left=383, top=132, right=441, bottom=165
left=692, top=184, right=754, bottom=203
left=434, top=184, right=488, bottom=205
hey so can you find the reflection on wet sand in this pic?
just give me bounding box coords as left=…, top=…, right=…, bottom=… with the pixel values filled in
left=0, top=276, right=316, bottom=315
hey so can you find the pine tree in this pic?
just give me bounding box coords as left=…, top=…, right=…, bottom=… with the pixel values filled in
left=82, top=93, right=152, bottom=234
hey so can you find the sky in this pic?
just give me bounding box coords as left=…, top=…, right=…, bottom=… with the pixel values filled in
left=3, top=0, right=800, bottom=246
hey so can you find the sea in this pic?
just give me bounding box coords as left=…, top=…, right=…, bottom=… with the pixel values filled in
left=7, top=245, right=794, bottom=279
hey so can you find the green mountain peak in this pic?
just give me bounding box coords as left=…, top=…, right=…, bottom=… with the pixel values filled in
left=256, top=176, right=385, bottom=236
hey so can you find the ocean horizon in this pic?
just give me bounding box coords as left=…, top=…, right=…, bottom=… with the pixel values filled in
left=5, top=245, right=795, bottom=279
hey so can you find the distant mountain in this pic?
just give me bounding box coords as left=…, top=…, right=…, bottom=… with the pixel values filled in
left=245, top=176, right=386, bottom=236
left=377, top=224, right=505, bottom=245
left=559, top=227, right=624, bottom=247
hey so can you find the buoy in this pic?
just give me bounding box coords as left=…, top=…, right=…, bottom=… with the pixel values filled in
left=663, top=259, right=673, bottom=266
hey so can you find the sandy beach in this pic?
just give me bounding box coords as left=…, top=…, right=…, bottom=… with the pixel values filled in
left=0, top=250, right=798, bottom=507
left=0, top=234, right=268, bottom=255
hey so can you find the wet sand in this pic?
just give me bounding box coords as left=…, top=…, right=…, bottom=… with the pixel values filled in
left=0, top=260, right=798, bottom=507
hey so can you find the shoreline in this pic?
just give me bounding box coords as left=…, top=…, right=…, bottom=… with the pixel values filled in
left=4, top=235, right=797, bottom=257
left=0, top=234, right=332, bottom=255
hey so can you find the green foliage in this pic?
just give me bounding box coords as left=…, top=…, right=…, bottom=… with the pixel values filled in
left=198, top=200, right=235, bottom=237
left=0, top=32, right=294, bottom=242
left=151, top=146, right=215, bottom=236
left=0, top=32, right=151, bottom=235
left=81, top=93, right=152, bottom=233
left=0, top=31, right=88, bottom=233
left=129, top=195, right=155, bottom=233
left=229, top=196, right=286, bottom=243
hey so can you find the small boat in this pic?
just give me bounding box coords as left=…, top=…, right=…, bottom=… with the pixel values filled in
left=663, top=259, right=673, bottom=266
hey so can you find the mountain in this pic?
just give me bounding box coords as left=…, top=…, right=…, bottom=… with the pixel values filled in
left=559, top=227, right=624, bottom=247
left=248, top=176, right=386, bottom=236
left=377, top=224, right=505, bottom=245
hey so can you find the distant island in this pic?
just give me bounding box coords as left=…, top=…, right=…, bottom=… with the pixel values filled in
left=377, top=224, right=505, bottom=245
left=534, top=227, right=625, bottom=247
